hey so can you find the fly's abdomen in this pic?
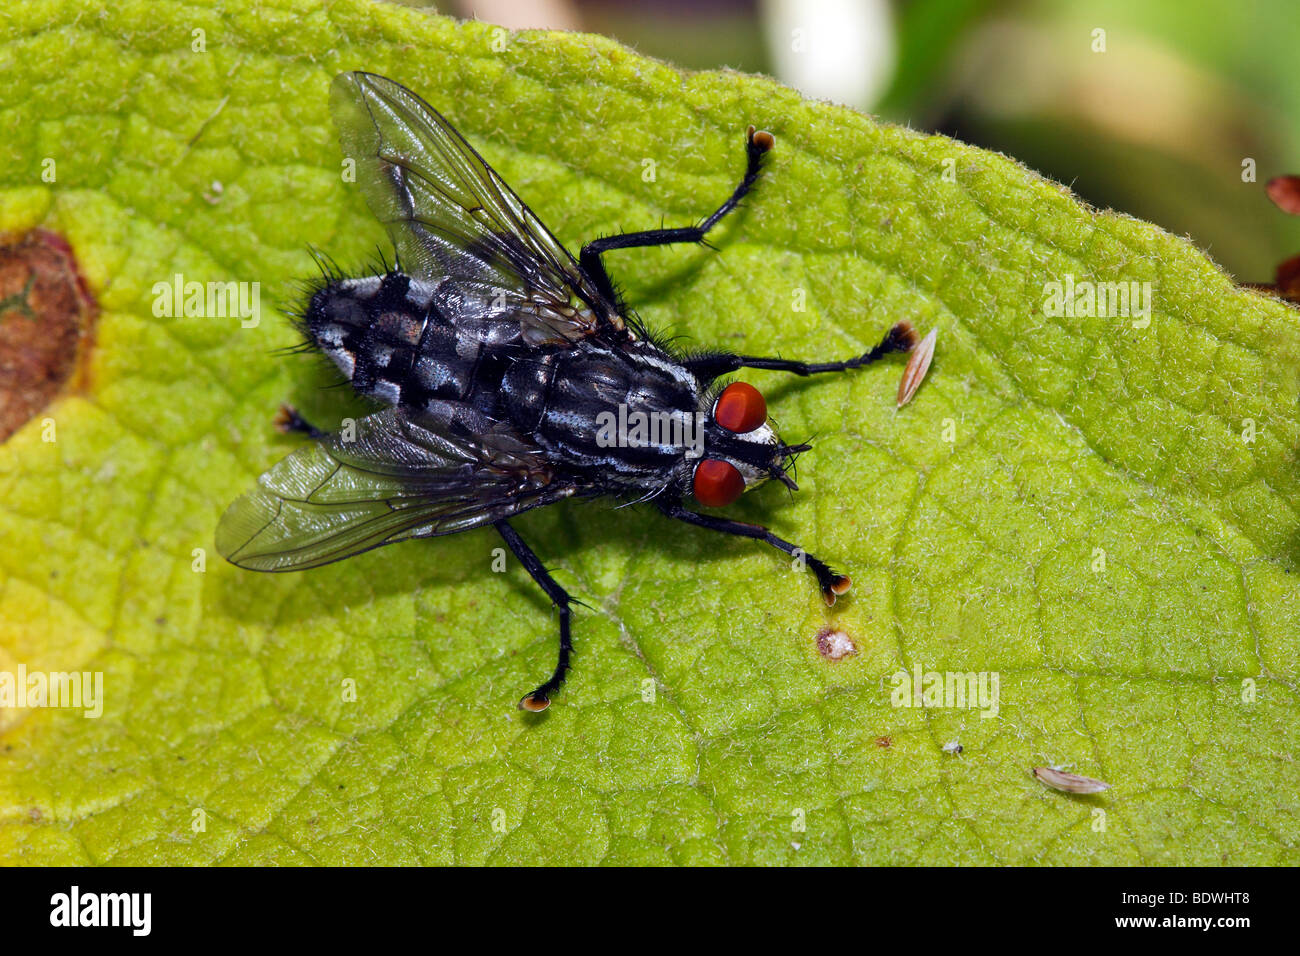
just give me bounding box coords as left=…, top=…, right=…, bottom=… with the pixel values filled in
left=501, top=354, right=558, bottom=431
left=304, top=272, right=500, bottom=409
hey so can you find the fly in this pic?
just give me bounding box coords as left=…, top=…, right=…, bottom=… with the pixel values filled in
left=216, top=72, right=924, bottom=712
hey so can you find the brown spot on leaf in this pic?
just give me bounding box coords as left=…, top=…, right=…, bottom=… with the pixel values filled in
left=0, top=229, right=98, bottom=442
left=815, top=627, right=857, bottom=661
left=875, top=735, right=892, bottom=749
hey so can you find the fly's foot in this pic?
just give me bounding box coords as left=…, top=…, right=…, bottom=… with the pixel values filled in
left=273, top=403, right=326, bottom=439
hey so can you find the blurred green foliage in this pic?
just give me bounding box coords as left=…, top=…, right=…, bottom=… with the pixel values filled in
left=596, top=0, right=1300, bottom=282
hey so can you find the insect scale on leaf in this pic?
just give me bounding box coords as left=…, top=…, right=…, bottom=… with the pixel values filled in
left=216, top=72, right=924, bottom=712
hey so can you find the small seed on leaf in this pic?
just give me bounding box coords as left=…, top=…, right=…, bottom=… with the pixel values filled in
left=1033, top=766, right=1110, bottom=794
left=897, top=328, right=937, bottom=407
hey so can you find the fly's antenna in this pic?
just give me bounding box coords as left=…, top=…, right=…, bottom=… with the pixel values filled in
left=775, top=441, right=812, bottom=497
left=770, top=462, right=799, bottom=492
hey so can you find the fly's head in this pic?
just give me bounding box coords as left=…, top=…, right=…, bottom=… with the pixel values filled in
left=690, top=381, right=807, bottom=508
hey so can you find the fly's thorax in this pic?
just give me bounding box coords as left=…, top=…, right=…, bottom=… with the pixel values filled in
left=506, top=343, right=705, bottom=485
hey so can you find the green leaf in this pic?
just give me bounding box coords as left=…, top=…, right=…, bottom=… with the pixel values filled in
left=2, top=0, right=1299, bottom=865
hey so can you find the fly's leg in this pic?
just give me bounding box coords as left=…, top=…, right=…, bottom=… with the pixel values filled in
left=657, top=501, right=852, bottom=606
left=684, top=321, right=918, bottom=381
left=273, top=403, right=327, bottom=440
left=579, top=126, right=774, bottom=302
left=496, top=520, right=573, bottom=712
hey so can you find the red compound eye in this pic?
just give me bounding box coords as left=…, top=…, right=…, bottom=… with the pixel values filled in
left=692, top=458, right=745, bottom=508
left=714, top=381, right=767, bottom=433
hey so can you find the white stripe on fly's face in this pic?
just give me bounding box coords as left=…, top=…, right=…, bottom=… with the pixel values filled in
left=716, top=422, right=778, bottom=490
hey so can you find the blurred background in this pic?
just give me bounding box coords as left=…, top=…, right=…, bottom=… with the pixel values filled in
left=399, top=0, right=1300, bottom=287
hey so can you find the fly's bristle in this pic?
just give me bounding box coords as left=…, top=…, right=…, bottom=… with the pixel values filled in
left=306, top=245, right=348, bottom=283
left=639, top=319, right=684, bottom=357
left=367, top=243, right=394, bottom=277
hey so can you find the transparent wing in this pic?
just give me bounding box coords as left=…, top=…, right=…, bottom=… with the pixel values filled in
left=331, top=71, right=614, bottom=344
left=216, top=405, right=571, bottom=571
